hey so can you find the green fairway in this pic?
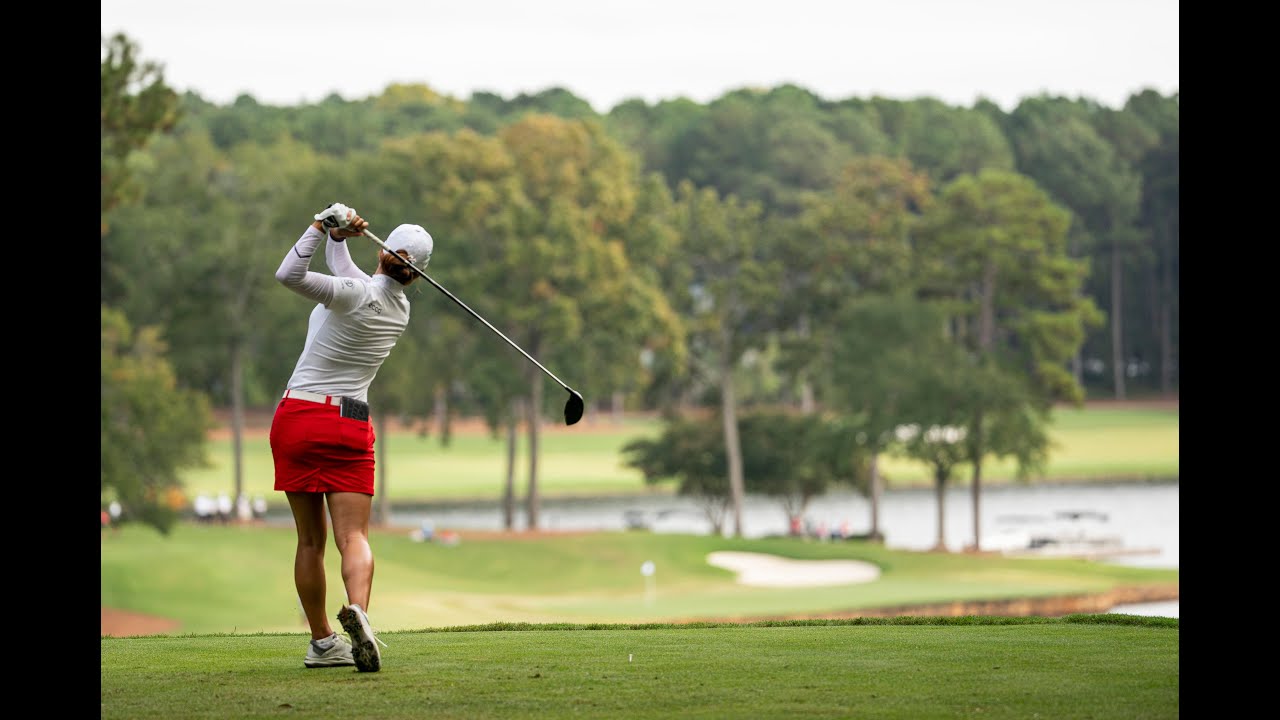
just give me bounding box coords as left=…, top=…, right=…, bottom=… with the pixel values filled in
left=178, top=404, right=1179, bottom=505
left=100, top=616, right=1179, bottom=720
left=101, top=524, right=1177, bottom=635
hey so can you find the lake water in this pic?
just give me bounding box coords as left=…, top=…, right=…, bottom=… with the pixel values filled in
left=382, top=480, right=1180, bottom=618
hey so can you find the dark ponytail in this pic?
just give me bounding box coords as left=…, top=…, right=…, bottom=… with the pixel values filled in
left=380, top=251, right=418, bottom=286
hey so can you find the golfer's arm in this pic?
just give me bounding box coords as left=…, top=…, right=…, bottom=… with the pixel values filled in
left=275, top=225, right=337, bottom=305
left=325, top=231, right=371, bottom=281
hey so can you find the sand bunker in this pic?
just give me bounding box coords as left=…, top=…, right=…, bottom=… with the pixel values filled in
left=706, top=551, right=881, bottom=588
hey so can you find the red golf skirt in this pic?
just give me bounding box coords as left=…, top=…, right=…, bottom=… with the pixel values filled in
left=270, top=396, right=376, bottom=495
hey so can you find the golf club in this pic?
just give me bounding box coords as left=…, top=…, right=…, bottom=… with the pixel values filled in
left=358, top=226, right=585, bottom=426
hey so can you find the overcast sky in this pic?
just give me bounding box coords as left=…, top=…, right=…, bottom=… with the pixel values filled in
left=101, top=0, right=1178, bottom=113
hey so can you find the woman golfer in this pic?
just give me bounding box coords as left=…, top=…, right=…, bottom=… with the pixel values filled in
left=270, top=202, right=433, bottom=672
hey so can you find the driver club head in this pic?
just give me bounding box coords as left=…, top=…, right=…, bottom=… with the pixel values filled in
left=564, top=390, right=585, bottom=426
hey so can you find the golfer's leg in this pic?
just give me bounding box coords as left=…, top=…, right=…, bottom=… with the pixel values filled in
left=327, top=491, right=374, bottom=610
left=285, top=491, right=335, bottom=640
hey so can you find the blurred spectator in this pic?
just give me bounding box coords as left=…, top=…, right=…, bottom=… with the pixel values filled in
left=109, top=501, right=123, bottom=524
left=216, top=493, right=233, bottom=524
left=235, top=494, right=253, bottom=522
left=409, top=520, right=434, bottom=543
left=194, top=494, right=216, bottom=523
left=252, top=496, right=268, bottom=519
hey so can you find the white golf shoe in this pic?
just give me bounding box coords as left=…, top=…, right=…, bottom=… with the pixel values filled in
left=337, top=604, right=385, bottom=672
left=303, top=632, right=354, bottom=668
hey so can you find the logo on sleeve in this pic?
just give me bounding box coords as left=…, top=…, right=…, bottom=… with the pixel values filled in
left=343, top=279, right=355, bottom=288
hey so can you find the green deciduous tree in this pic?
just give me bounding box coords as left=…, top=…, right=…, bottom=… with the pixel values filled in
left=868, top=97, right=1015, bottom=184
left=670, top=181, right=781, bottom=536
left=784, top=155, right=933, bottom=412
left=101, top=32, right=180, bottom=236
left=622, top=410, right=866, bottom=537
left=604, top=97, right=708, bottom=185
left=1002, top=97, right=1142, bottom=399
left=916, top=168, right=1103, bottom=550
left=101, top=306, right=213, bottom=535
left=504, top=87, right=600, bottom=120
left=495, top=114, right=657, bottom=529
left=830, top=292, right=947, bottom=542
left=782, top=156, right=932, bottom=538
left=738, top=411, right=868, bottom=534
left=609, top=172, right=689, bottom=418
left=668, top=87, right=853, bottom=217
left=622, top=416, right=732, bottom=535
left=102, top=33, right=207, bottom=536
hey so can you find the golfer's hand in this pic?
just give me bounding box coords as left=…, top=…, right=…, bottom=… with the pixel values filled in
left=330, top=212, right=368, bottom=239
left=314, top=203, right=360, bottom=229
left=313, top=203, right=367, bottom=238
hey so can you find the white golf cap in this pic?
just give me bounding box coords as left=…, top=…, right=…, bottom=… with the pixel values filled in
left=386, top=223, right=434, bottom=268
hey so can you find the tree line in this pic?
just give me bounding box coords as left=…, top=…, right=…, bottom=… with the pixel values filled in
left=101, top=33, right=1177, bottom=545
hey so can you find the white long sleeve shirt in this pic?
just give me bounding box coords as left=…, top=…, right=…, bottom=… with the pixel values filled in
left=274, top=225, right=412, bottom=402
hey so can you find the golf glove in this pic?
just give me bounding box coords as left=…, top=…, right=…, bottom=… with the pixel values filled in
left=315, top=202, right=357, bottom=229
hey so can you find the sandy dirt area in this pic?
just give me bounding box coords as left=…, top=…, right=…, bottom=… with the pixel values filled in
left=101, top=607, right=182, bottom=638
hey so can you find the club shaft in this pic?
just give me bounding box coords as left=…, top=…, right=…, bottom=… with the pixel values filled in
left=362, top=229, right=573, bottom=392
